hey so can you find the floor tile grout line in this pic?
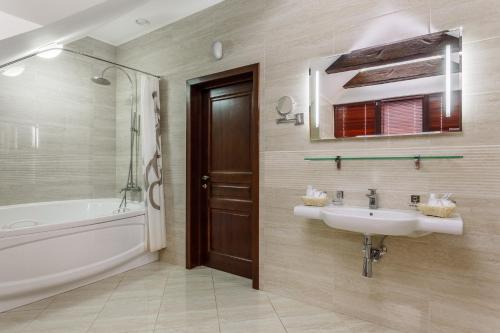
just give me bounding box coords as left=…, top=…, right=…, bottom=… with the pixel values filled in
left=152, top=266, right=171, bottom=331
left=18, top=296, right=55, bottom=333
left=85, top=272, right=126, bottom=333
left=38, top=296, right=56, bottom=312
left=267, top=294, right=289, bottom=333
left=211, top=269, right=223, bottom=333
left=22, top=276, right=122, bottom=333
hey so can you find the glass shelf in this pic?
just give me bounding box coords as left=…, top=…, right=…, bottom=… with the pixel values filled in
left=304, top=155, right=463, bottom=170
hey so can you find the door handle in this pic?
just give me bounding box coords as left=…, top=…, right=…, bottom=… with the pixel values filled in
left=201, top=175, right=210, bottom=190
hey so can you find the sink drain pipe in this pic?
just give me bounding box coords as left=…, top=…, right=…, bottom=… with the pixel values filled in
left=362, top=235, right=387, bottom=277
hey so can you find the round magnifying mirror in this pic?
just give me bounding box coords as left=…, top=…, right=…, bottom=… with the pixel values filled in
left=276, top=96, right=295, bottom=117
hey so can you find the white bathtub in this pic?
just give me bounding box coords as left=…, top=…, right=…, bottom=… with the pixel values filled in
left=0, top=198, right=158, bottom=312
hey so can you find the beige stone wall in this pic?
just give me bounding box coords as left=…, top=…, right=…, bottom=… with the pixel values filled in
left=117, top=1, right=500, bottom=331
left=0, top=37, right=118, bottom=205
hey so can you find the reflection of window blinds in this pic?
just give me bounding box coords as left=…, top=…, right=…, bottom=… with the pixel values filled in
left=334, top=103, right=376, bottom=138
left=427, top=92, right=462, bottom=132
left=381, top=98, right=423, bottom=135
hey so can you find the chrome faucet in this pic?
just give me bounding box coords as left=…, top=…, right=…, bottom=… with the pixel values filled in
left=366, top=189, right=378, bottom=209
left=332, top=190, right=344, bottom=205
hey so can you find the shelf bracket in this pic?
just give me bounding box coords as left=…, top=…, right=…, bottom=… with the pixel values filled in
left=335, top=155, right=341, bottom=170
left=414, top=156, right=421, bottom=170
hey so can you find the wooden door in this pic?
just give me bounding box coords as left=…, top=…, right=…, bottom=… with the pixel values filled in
left=187, top=64, right=259, bottom=288
left=201, top=80, right=253, bottom=278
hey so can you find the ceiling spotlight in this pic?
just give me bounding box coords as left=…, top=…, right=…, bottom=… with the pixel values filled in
left=1, top=65, right=25, bottom=77
left=135, top=18, right=150, bottom=26
left=36, top=43, right=63, bottom=59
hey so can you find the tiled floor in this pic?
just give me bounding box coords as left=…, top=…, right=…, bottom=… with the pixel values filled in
left=0, top=262, right=400, bottom=333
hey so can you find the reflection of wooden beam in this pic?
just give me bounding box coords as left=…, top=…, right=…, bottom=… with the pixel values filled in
left=326, top=31, right=460, bottom=74
left=343, top=59, right=459, bottom=89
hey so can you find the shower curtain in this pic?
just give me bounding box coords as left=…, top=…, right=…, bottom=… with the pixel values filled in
left=141, top=75, right=166, bottom=252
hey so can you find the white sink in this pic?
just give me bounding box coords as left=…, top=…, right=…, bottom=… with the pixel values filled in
left=294, top=205, right=463, bottom=236
left=321, top=206, right=419, bottom=236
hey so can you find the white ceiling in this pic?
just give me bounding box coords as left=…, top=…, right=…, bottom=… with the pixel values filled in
left=0, top=0, right=146, bottom=65
left=89, top=0, right=224, bottom=46
left=0, top=0, right=108, bottom=40
left=0, top=0, right=223, bottom=47
left=0, top=0, right=107, bottom=25
left=0, top=10, right=40, bottom=40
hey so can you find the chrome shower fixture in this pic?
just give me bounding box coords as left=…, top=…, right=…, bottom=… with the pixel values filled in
left=91, top=76, right=111, bottom=85
left=92, top=66, right=141, bottom=212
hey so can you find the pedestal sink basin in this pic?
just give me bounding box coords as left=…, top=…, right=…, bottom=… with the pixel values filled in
left=294, top=205, right=463, bottom=236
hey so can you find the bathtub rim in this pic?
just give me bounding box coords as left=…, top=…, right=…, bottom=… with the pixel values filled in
left=0, top=198, right=145, bottom=239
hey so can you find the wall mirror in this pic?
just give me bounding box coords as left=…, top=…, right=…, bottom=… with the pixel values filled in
left=309, top=29, right=462, bottom=141
left=277, top=96, right=295, bottom=117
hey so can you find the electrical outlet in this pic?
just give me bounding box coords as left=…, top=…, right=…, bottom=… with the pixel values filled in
left=410, top=195, right=420, bottom=204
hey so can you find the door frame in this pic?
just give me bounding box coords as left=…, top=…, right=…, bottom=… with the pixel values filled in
left=186, top=64, right=259, bottom=289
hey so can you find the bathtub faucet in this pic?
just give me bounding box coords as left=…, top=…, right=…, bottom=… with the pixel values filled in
left=120, top=185, right=142, bottom=193
left=117, top=185, right=142, bottom=213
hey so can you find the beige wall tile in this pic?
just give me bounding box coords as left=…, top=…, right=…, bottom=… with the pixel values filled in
left=116, top=1, right=500, bottom=331
left=0, top=37, right=118, bottom=205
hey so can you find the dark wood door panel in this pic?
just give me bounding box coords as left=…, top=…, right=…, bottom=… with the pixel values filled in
left=209, top=209, right=252, bottom=259
left=205, top=250, right=252, bottom=278
left=197, top=73, right=255, bottom=280
left=210, top=171, right=252, bottom=183
left=210, top=197, right=252, bottom=212
left=204, top=79, right=253, bottom=277
left=187, top=64, right=259, bottom=288
left=211, top=184, right=251, bottom=200
left=210, top=93, right=252, bottom=172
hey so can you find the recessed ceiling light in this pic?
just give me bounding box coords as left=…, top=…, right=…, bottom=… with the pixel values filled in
left=135, top=18, right=150, bottom=26
left=1, top=65, right=25, bottom=77
left=36, top=43, right=64, bottom=59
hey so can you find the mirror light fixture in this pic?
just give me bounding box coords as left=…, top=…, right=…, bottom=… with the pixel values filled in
left=36, top=43, right=63, bottom=59
left=1, top=65, right=25, bottom=77
left=445, top=44, right=452, bottom=117
left=315, top=70, right=320, bottom=128
left=31, top=125, right=39, bottom=149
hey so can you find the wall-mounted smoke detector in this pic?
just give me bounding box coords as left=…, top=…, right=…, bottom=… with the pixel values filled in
left=135, top=18, right=150, bottom=26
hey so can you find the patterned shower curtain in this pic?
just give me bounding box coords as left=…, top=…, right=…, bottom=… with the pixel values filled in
left=141, top=75, right=166, bottom=252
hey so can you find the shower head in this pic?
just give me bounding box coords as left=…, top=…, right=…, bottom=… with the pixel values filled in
left=92, top=66, right=134, bottom=87
left=91, top=76, right=111, bottom=86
